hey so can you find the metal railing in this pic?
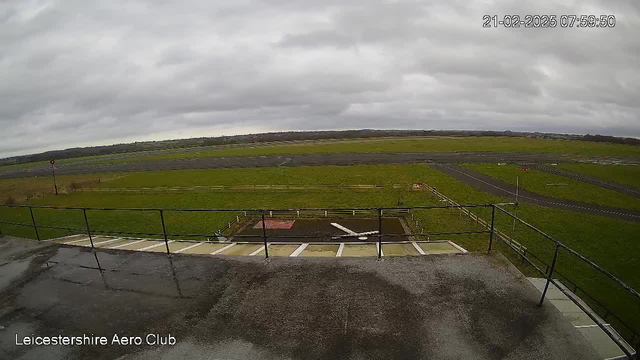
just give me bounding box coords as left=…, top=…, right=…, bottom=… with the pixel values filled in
left=495, top=205, right=639, bottom=359
left=0, top=202, right=637, bottom=358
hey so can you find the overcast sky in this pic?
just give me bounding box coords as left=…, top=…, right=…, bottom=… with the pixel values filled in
left=1, top=0, right=639, bottom=157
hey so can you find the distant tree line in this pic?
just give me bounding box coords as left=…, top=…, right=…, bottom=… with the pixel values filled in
left=1, top=129, right=638, bottom=166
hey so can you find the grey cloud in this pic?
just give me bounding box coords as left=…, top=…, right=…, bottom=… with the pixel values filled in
left=1, top=0, right=639, bottom=158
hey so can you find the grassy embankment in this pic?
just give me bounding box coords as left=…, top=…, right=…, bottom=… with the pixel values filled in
left=0, top=164, right=638, bottom=339
left=462, top=163, right=640, bottom=211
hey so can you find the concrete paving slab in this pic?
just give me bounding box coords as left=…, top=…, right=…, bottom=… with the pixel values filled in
left=50, top=234, right=86, bottom=244
left=550, top=298, right=585, bottom=313
left=219, top=244, right=263, bottom=256
left=300, top=244, right=339, bottom=257
left=146, top=241, right=194, bottom=253
left=418, top=242, right=461, bottom=254
left=115, top=240, right=159, bottom=251
left=179, top=242, right=227, bottom=254
left=382, top=243, right=420, bottom=256
left=94, top=237, right=130, bottom=248
left=267, top=245, right=299, bottom=257
left=64, top=239, right=94, bottom=247
left=341, top=244, right=377, bottom=257
left=577, top=326, right=626, bottom=359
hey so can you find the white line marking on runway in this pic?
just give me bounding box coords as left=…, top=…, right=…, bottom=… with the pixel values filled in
left=249, top=245, right=268, bottom=256
left=290, top=243, right=308, bottom=257
left=110, top=239, right=146, bottom=249
left=139, top=241, right=174, bottom=251
left=63, top=237, right=91, bottom=245
left=447, top=241, right=469, bottom=254
left=412, top=242, right=426, bottom=255
left=92, top=238, right=124, bottom=246
left=174, top=242, right=204, bottom=253
left=336, top=243, right=345, bottom=257
left=211, top=243, right=235, bottom=255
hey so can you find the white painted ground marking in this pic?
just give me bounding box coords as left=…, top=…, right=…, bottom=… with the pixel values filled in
left=447, top=241, right=469, bottom=254
left=110, top=239, right=146, bottom=249
left=211, top=243, right=235, bottom=255
left=412, top=242, right=426, bottom=255
left=574, top=324, right=610, bottom=328
left=290, top=243, right=309, bottom=257
left=336, top=243, right=345, bottom=257
left=331, top=223, right=356, bottom=235
left=139, top=241, right=174, bottom=251
left=63, top=237, right=92, bottom=245
left=92, top=238, right=124, bottom=246
left=249, top=245, right=269, bottom=256
left=174, top=242, right=205, bottom=254
left=48, top=234, right=84, bottom=242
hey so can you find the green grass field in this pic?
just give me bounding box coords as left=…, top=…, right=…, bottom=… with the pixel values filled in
left=559, top=163, right=640, bottom=188
left=462, top=163, right=640, bottom=211
left=5, top=136, right=637, bottom=170
left=0, top=163, right=638, bottom=340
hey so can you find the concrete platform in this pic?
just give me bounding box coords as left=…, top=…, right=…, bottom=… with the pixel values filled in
left=0, top=236, right=601, bottom=360
left=528, top=278, right=635, bottom=359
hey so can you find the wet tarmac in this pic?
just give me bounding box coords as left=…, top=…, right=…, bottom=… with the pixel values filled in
left=0, top=236, right=600, bottom=360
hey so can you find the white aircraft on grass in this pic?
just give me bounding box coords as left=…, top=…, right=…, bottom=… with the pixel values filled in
left=330, top=223, right=379, bottom=240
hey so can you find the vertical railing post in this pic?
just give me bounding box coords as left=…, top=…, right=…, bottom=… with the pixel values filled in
left=29, top=206, right=40, bottom=241
left=262, top=211, right=269, bottom=258
left=488, top=205, right=496, bottom=252
left=159, top=210, right=170, bottom=255
left=377, top=208, right=382, bottom=259
left=539, top=243, right=561, bottom=307
left=82, top=209, right=94, bottom=248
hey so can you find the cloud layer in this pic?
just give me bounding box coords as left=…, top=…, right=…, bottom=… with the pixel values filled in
left=1, top=0, right=639, bottom=157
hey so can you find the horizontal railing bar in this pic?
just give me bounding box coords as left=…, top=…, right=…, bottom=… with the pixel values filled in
left=0, top=203, right=511, bottom=212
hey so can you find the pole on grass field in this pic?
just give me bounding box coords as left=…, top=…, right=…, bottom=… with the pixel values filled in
left=488, top=205, right=495, bottom=252
left=82, top=209, right=94, bottom=248
left=539, top=243, right=561, bottom=307
left=29, top=206, right=40, bottom=241
left=377, top=208, right=382, bottom=259
left=50, top=160, right=58, bottom=195
left=261, top=211, right=269, bottom=258
left=160, top=210, right=170, bottom=254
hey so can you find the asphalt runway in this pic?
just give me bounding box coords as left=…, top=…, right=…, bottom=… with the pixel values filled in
left=430, top=164, right=640, bottom=223
left=0, top=151, right=631, bottom=179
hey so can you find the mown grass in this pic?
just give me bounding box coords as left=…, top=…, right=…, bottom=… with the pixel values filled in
left=559, top=163, right=640, bottom=189
left=0, top=164, right=638, bottom=340
left=0, top=173, right=122, bottom=205
left=35, top=136, right=640, bottom=167
left=463, top=163, right=640, bottom=211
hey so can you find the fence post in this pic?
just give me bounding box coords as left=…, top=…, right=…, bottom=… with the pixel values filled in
left=159, top=210, right=170, bottom=255
left=377, top=208, right=383, bottom=259
left=488, top=205, right=496, bottom=252
left=262, top=211, right=269, bottom=259
left=539, top=243, right=561, bottom=307
left=29, top=206, right=40, bottom=241
left=82, top=209, right=94, bottom=248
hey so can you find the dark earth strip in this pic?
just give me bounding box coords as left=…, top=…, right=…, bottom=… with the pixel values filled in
left=520, top=163, right=640, bottom=199
left=429, top=163, right=640, bottom=223
left=0, top=236, right=599, bottom=360
left=1, top=152, right=635, bottom=179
